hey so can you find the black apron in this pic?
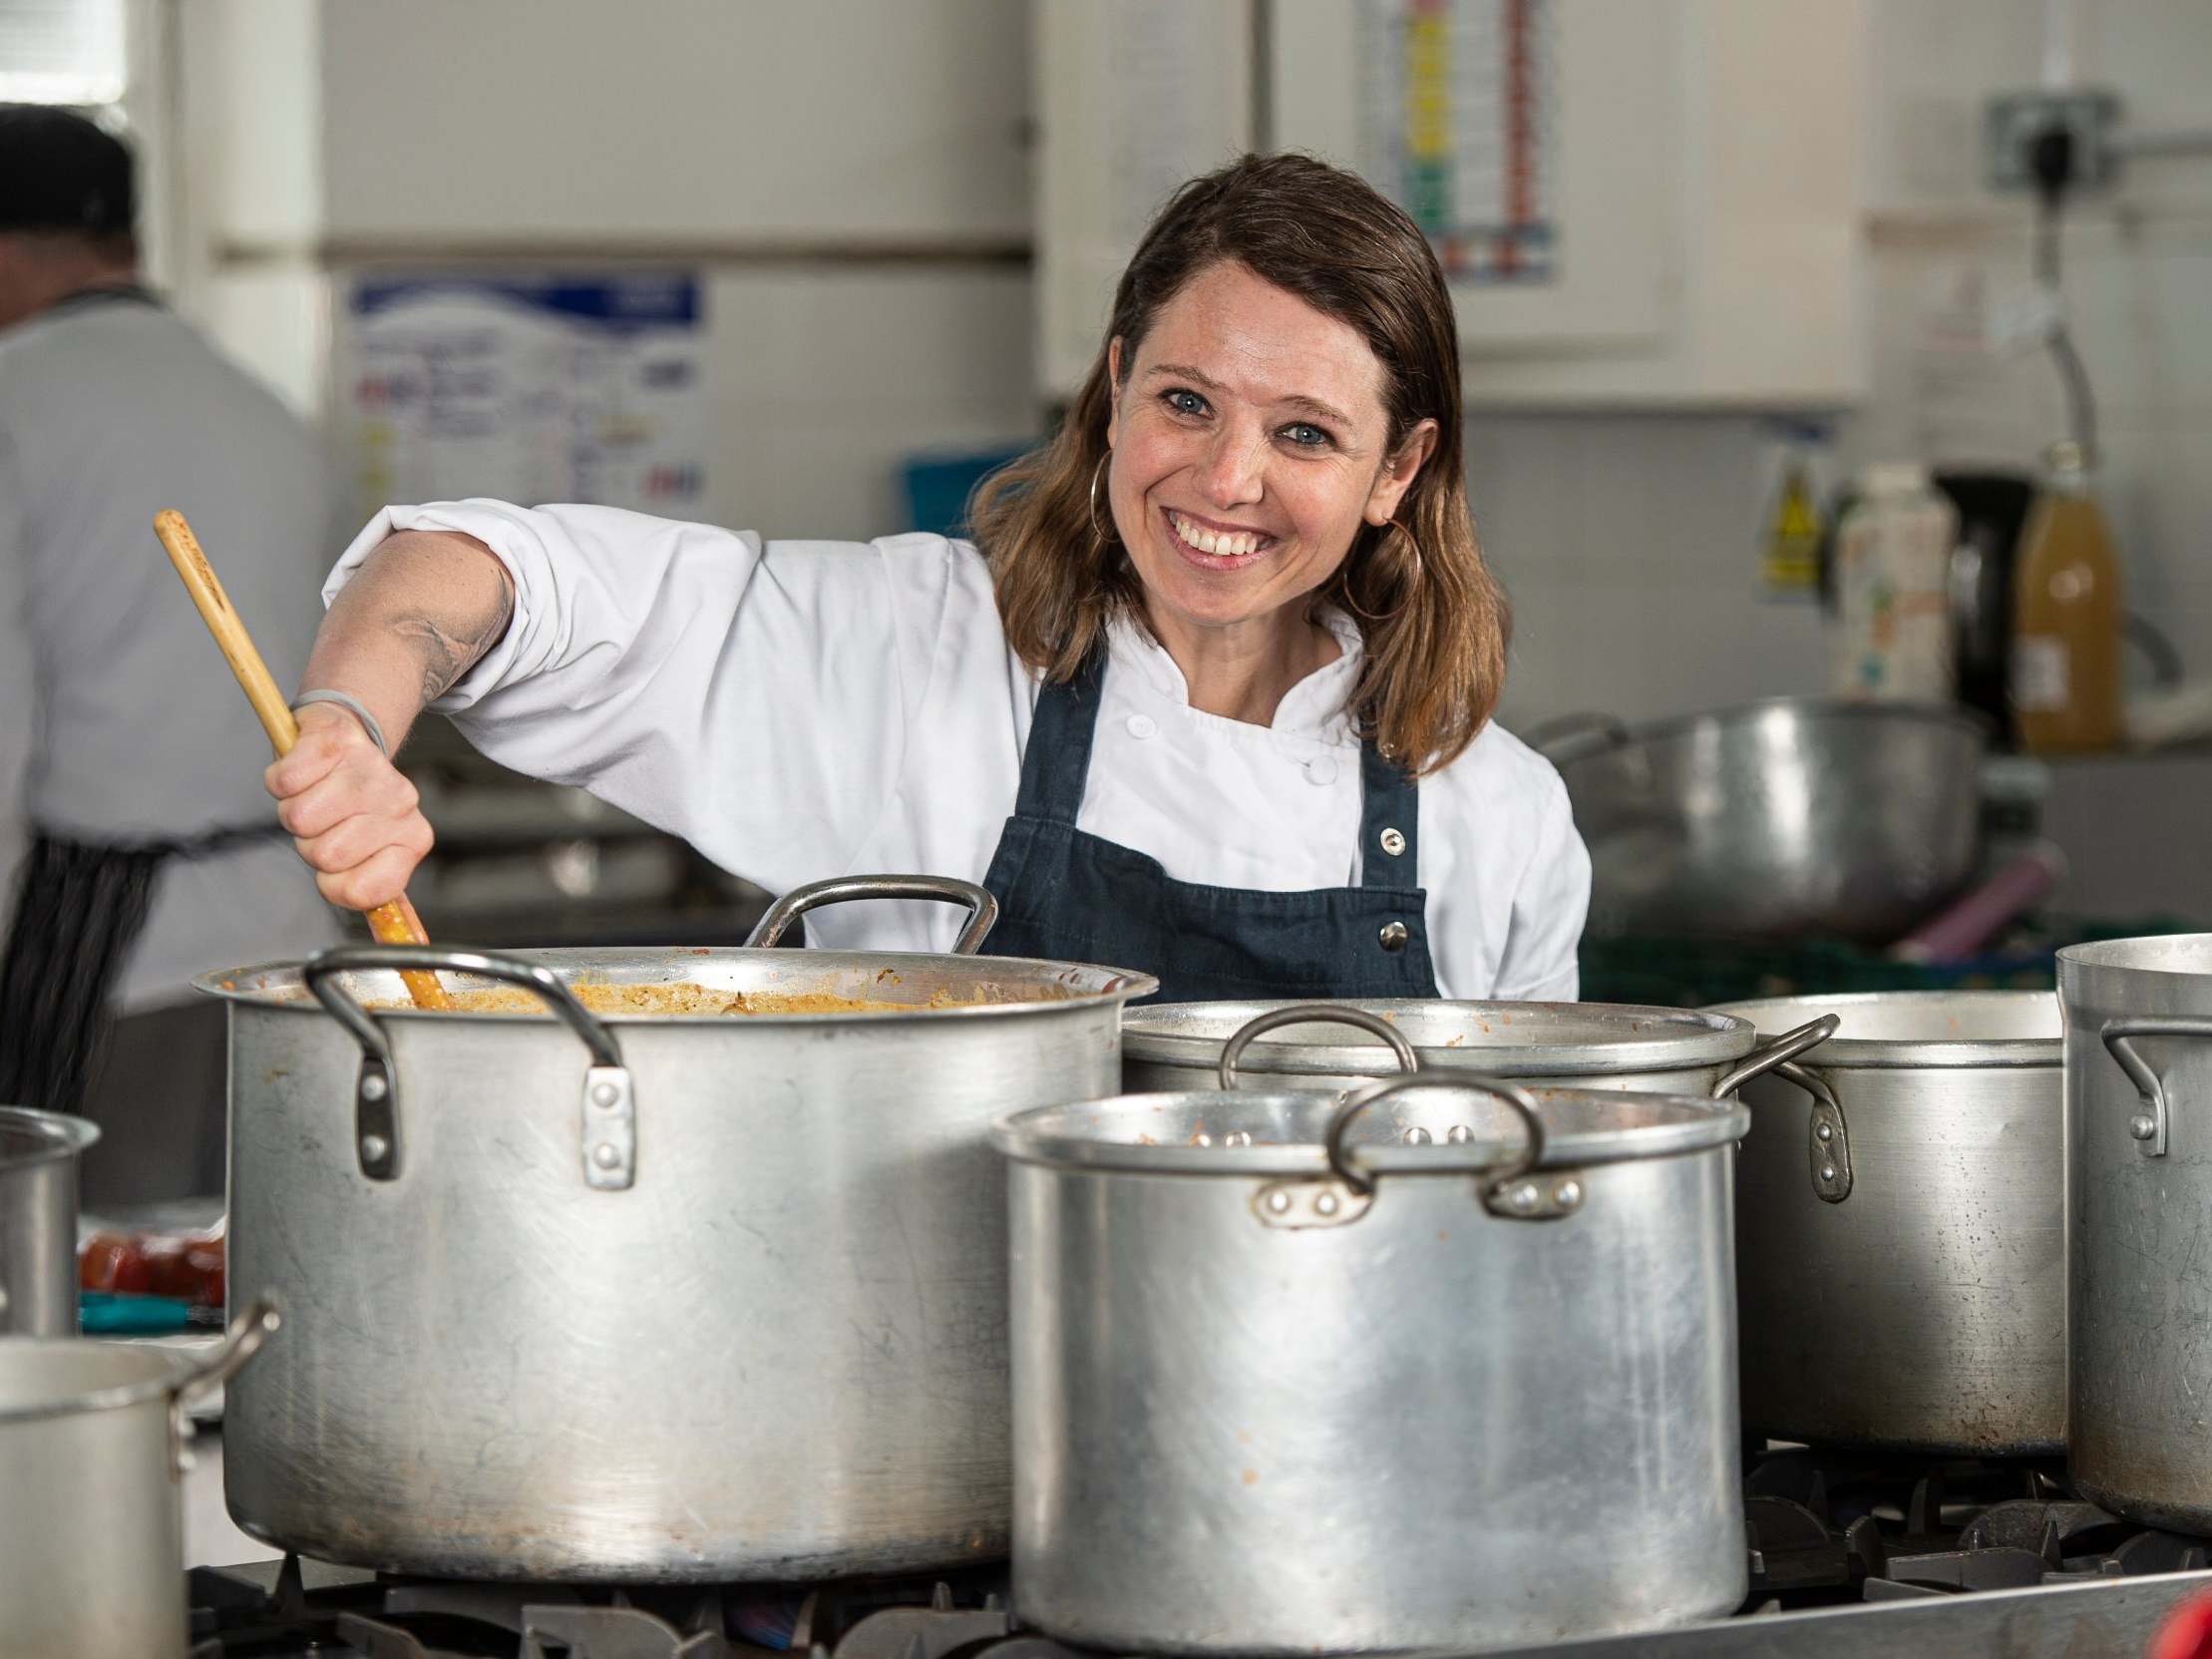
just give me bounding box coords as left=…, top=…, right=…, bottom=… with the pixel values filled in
left=0, top=824, right=283, bottom=1117
left=980, top=654, right=1441, bottom=1002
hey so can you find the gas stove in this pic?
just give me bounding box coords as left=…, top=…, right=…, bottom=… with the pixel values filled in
left=187, top=1449, right=2212, bottom=1659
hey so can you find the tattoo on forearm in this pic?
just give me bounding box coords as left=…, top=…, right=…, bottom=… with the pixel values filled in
left=396, top=584, right=515, bottom=703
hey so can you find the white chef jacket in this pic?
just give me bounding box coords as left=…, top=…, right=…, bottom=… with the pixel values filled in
left=328, top=501, right=1591, bottom=1000
left=0, top=295, right=341, bottom=1010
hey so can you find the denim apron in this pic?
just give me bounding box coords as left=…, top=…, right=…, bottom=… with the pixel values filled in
left=979, top=654, right=1441, bottom=1002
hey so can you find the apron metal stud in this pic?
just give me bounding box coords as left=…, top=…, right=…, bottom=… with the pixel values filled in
left=1377, top=921, right=1409, bottom=953
left=1378, top=827, right=1407, bottom=857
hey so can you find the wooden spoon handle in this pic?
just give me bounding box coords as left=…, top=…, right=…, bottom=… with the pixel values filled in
left=154, top=510, right=453, bottom=1011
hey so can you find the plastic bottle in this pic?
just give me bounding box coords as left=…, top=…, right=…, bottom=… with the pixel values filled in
left=1828, top=462, right=1957, bottom=701
left=2012, top=441, right=2122, bottom=754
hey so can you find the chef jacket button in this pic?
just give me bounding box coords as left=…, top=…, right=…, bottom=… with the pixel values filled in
left=1378, top=921, right=1410, bottom=953
left=1304, top=754, right=1340, bottom=786
left=1126, top=714, right=1158, bottom=739
left=1378, top=827, right=1407, bottom=857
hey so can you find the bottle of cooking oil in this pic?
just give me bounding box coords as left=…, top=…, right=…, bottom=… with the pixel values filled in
left=2012, top=441, right=2122, bottom=753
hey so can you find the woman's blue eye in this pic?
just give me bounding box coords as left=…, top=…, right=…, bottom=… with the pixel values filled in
left=1282, top=423, right=1331, bottom=448
left=1164, top=389, right=1208, bottom=416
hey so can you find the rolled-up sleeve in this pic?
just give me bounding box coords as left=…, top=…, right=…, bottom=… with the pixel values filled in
left=1492, top=771, right=1591, bottom=1002
left=323, top=502, right=972, bottom=895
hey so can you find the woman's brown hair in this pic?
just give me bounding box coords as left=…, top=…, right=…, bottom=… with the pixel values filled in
left=971, top=151, right=1507, bottom=775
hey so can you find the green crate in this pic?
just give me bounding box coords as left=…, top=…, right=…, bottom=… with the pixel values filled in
left=1578, top=915, right=2201, bottom=1010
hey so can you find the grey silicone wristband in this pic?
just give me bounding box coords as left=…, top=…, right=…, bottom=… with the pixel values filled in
left=290, top=690, right=390, bottom=758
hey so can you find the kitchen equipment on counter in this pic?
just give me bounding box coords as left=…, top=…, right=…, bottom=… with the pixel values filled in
left=1935, top=468, right=2037, bottom=745
left=1122, top=997, right=1836, bottom=1096
left=1888, top=842, right=2066, bottom=964
left=1533, top=698, right=1990, bottom=946
left=993, top=1009, right=1751, bottom=1655
left=197, top=874, right=1155, bottom=1583
left=1706, top=991, right=2065, bottom=1453
left=2059, top=934, right=2212, bottom=1531
left=2014, top=442, right=2125, bottom=755
left=0, top=1299, right=275, bottom=1659
left=155, top=508, right=451, bottom=1009
left=0, top=1106, right=99, bottom=1336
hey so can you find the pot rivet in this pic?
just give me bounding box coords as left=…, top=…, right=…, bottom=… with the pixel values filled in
left=1315, top=1190, right=1341, bottom=1217
left=1225, top=1130, right=1252, bottom=1147
left=591, top=1081, right=620, bottom=1108
left=1446, top=1124, right=1473, bottom=1144
left=1194, top=1133, right=1214, bottom=1147
left=359, top=1133, right=390, bottom=1164
left=1404, top=1126, right=1432, bottom=1145
left=1556, top=1179, right=1583, bottom=1210
left=591, top=1142, right=622, bottom=1170
left=1509, top=1181, right=1539, bottom=1213
left=360, top=1074, right=388, bottom=1102
left=1815, top=1122, right=1833, bottom=1142
left=2130, top=1114, right=2157, bottom=1142
left=1265, top=1188, right=1291, bottom=1214
left=1820, top=1162, right=1838, bottom=1182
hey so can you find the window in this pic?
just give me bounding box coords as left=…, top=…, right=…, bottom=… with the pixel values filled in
left=0, top=0, right=127, bottom=107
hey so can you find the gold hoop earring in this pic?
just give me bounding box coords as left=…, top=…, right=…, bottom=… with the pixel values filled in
left=1088, top=453, right=1116, bottom=546
left=1340, top=520, right=1421, bottom=623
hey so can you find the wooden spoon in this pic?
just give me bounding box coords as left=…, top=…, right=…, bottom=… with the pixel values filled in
left=155, top=509, right=453, bottom=1010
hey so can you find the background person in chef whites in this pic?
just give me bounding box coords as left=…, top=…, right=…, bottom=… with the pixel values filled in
left=267, top=154, right=1591, bottom=1002
left=0, top=107, right=339, bottom=1204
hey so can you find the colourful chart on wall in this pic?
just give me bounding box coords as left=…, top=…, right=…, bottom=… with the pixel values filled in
left=1358, top=0, right=1558, bottom=284
left=338, top=271, right=708, bottom=522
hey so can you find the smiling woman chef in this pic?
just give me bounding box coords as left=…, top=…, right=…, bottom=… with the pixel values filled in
left=267, top=155, right=1590, bottom=1002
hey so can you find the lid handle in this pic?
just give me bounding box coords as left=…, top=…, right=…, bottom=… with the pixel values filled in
left=1218, top=1005, right=1419, bottom=1091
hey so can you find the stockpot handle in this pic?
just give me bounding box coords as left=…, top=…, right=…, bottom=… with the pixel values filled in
left=2101, top=1017, right=2212, bottom=1159
left=1323, top=1073, right=1560, bottom=1219
left=746, top=874, right=999, bottom=954
left=172, top=1296, right=279, bottom=1478
left=1218, top=1005, right=1420, bottom=1091
left=302, top=945, right=634, bottom=1189
left=1711, top=1015, right=1841, bottom=1099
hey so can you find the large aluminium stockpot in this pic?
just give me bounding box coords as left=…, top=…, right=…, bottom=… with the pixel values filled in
left=993, top=1009, right=1752, bottom=1656
left=1708, top=991, right=2063, bottom=1453
left=2059, top=935, right=2212, bottom=1529
left=0, top=1301, right=276, bottom=1659
left=1122, top=997, right=1836, bottom=1097
left=196, top=876, right=1154, bottom=1582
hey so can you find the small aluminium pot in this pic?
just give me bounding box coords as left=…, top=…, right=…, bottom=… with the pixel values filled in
left=0, top=1301, right=277, bottom=1659
left=0, top=1107, right=100, bottom=1336
left=1121, top=997, right=1835, bottom=1097
left=994, top=1008, right=1751, bottom=1655
left=1707, top=991, right=2064, bottom=1454
left=2059, top=935, right=2212, bottom=1530
left=198, top=875, right=1154, bottom=1582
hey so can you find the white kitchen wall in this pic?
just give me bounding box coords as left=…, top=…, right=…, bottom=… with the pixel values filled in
left=171, top=0, right=1037, bottom=546
left=1486, top=0, right=2212, bottom=732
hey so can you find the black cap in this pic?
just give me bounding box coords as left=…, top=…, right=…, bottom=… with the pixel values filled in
left=0, top=105, right=135, bottom=235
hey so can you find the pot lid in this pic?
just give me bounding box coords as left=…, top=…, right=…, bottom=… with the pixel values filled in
left=1705, top=990, right=2060, bottom=1069
left=1120, top=999, right=1755, bottom=1077
left=194, top=946, right=1155, bottom=1025
left=992, top=1084, right=1749, bottom=1177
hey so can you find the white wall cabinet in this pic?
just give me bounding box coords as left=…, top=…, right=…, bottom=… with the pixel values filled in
left=1035, top=0, right=1867, bottom=409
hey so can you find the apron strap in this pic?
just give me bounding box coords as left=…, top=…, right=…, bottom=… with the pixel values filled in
left=1013, top=655, right=1105, bottom=827
left=1357, top=740, right=1421, bottom=892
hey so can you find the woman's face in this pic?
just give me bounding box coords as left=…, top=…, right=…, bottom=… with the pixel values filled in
left=1106, top=260, right=1436, bottom=643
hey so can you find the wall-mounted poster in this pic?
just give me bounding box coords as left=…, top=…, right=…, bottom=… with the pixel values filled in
left=336, top=270, right=707, bottom=521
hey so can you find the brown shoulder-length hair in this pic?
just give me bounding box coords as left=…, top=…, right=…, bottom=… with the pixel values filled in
left=971, top=151, right=1506, bottom=775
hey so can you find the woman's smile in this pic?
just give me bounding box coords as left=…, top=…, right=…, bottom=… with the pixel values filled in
left=1162, top=506, right=1278, bottom=571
